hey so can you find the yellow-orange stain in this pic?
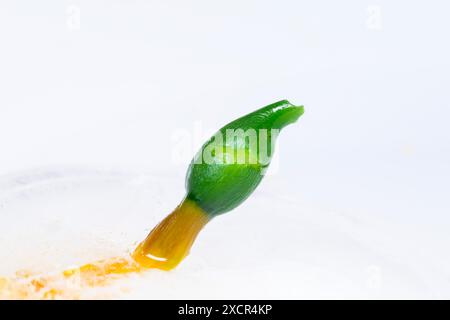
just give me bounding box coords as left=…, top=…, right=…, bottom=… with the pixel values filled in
left=0, top=256, right=143, bottom=299
left=0, top=199, right=209, bottom=299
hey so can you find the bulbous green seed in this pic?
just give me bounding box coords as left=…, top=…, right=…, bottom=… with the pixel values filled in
left=133, top=100, right=304, bottom=270
left=185, top=100, right=304, bottom=216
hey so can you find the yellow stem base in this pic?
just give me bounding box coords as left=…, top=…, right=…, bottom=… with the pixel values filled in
left=132, top=199, right=210, bottom=270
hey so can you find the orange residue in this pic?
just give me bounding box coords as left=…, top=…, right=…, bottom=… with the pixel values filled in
left=0, top=256, right=143, bottom=299
left=0, top=199, right=210, bottom=299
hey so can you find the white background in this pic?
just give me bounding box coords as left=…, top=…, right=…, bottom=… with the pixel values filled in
left=0, top=1, right=449, bottom=299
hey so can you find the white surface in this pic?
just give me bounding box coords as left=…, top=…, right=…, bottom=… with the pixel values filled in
left=0, top=1, right=449, bottom=299
left=0, top=167, right=445, bottom=299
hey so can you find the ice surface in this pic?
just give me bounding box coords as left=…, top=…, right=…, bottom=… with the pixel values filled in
left=0, top=166, right=447, bottom=299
